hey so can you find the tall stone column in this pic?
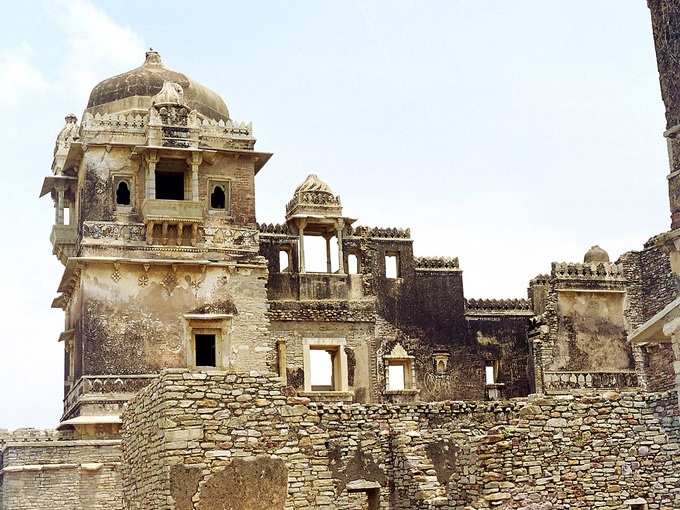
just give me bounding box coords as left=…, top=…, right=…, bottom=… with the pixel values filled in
left=648, top=0, right=680, bottom=228
left=298, top=219, right=306, bottom=273
left=145, top=150, right=159, bottom=200
left=662, top=317, right=680, bottom=406
left=55, top=190, right=64, bottom=225
left=336, top=220, right=345, bottom=274
left=189, top=152, right=202, bottom=201
left=325, top=236, right=332, bottom=273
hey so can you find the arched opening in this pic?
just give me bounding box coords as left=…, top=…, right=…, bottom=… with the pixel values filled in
left=210, top=185, right=226, bottom=209
left=116, top=180, right=131, bottom=206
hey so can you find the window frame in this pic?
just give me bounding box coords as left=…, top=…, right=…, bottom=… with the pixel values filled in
left=184, top=314, right=233, bottom=371
left=302, top=338, right=348, bottom=393
left=112, top=174, right=134, bottom=211
left=207, top=178, right=231, bottom=213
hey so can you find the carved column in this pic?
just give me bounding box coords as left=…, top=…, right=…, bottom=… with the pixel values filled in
left=188, top=152, right=202, bottom=202
left=145, top=150, right=159, bottom=200
left=325, top=235, right=332, bottom=273
left=55, top=190, right=65, bottom=225
left=336, top=220, right=345, bottom=274
left=298, top=219, right=306, bottom=273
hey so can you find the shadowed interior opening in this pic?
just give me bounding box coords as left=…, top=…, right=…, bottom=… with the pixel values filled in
left=195, top=334, right=216, bottom=367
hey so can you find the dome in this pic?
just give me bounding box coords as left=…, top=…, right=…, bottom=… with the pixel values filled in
left=583, top=245, right=610, bottom=263
left=294, top=174, right=335, bottom=195
left=85, top=50, right=229, bottom=121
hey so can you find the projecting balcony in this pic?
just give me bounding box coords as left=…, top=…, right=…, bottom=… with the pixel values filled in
left=50, top=224, right=77, bottom=264
left=141, top=198, right=204, bottom=246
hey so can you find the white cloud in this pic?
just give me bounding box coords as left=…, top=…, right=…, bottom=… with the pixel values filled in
left=53, top=0, right=146, bottom=102
left=0, top=43, right=48, bottom=110
left=0, top=0, right=145, bottom=113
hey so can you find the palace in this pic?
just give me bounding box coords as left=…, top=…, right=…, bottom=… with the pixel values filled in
left=2, top=2, right=680, bottom=509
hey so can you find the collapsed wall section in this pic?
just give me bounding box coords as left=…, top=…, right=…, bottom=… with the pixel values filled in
left=121, top=369, right=680, bottom=510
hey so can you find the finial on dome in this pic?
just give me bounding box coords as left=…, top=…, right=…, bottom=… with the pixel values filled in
left=144, top=48, right=162, bottom=66
left=64, top=114, right=77, bottom=124
left=584, top=245, right=610, bottom=263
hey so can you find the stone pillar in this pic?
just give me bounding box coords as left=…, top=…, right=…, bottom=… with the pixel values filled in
left=632, top=345, right=650, bottom=392
left=55, top=190, right=64, bottom=225
left=662, top=317, right=680, bottom=406
left=325, top=236, right=332, bottom=273
left=145, top=150, right=159, bottom=200
left=336, top=220, right=345, bottom=275
left=298, top=220, right=306, bottom=273
left=277, top=339, right=287, bottom=385
left=188, top=152, right=202, bottom=201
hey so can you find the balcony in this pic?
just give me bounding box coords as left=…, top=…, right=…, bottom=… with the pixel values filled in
left=50, top=224, right=77, bottom=264
left=141, top=198, right=204, bottom=246
left=268, top=272, right=365, bottom=301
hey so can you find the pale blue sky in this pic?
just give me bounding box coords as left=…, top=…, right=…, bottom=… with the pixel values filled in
left=0, top=0, right=668, bottom=428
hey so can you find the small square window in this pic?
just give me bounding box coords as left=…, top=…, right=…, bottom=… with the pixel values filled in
left=195, top=334, right=216, bottom=367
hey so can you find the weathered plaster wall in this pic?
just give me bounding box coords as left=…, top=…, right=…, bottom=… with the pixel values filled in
left=0, top=430, right=121, bottom=510
left=121, top=369, right=680, bottom=510
left=549, top=291, right=632, bottom=372
left=76, top=261, right=270, bottom=376
left=466, top=314, right=531, bottom=398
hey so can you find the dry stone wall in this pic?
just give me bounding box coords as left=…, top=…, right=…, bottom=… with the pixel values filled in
left=0, top=430, right=122, bottom=510
left=121, top=369, right=680, bottom=510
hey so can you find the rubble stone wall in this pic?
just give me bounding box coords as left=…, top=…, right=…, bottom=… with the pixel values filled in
left=121, top=369, right=680, bottom=510
left=0, top=431, right=122, bottom=510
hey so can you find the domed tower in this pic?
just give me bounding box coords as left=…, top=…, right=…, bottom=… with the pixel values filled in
left=40, top=50, right=272, bottom=431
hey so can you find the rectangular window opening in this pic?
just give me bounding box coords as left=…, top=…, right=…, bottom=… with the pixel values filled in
left=485, top=363, right=496, bottom=385
left=385, top=254, right=399, bottom=278
left=64, top=207, right=71, bottom=225
left=310, top=348, right=334, bottom=391
left=348, top=254, right=359, bottom=274
left=388, top=363, right=406, bottom=391
left=303, top=235, right=339, bottom=273
left=195, top=334, right=216, bottom=367
left=279, top=250, right=290, bottom=272
left=155, top=170, right=186, bottom=200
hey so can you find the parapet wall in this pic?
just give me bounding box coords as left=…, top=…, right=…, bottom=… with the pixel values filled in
left=0, top=430, right=122, bottom=510
left=122, top=369, right=680, bottom=510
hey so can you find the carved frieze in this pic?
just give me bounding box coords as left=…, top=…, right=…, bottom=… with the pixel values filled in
left=83, top=221, right=146, bottom=242
left=202, top=226, right=259, bottom=250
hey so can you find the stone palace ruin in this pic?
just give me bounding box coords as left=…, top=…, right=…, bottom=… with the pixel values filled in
left=2, top=2, right=680, bottom=509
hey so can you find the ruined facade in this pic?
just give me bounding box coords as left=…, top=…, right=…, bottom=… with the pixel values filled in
left=2, top=2, right=680, bottom=509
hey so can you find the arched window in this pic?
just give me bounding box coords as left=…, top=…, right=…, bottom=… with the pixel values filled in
left=210, top=184, right=226, bottom=209
left=116, top=180, right=131, bottom=206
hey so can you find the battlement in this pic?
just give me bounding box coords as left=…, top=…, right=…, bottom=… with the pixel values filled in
left=529, top=273, right=550, bottom=285
left=551, top=261, right=625, bottom=280
left=346, top=225, right=411, bottom=239
left=258, top=223, right=292, bottom=235
left=466, top=298, right=533, bottom=314
left=413, top=256, right=459, bottom=270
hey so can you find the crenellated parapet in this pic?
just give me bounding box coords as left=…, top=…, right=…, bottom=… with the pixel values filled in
left=414, top=256, right=459, bottom=271
left=258, top=223, right=292, bottom=235
left=346, top=225, right=411, bottom=239
left=466, top=298, right=533, bottom=316
left=551, top=261, right=625, bottom=282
